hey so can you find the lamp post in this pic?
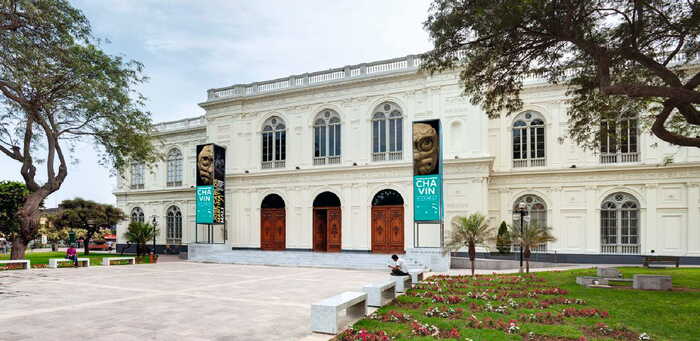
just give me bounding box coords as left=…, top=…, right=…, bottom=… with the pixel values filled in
left=86, top=218, right=96, bottom=252
left=517, top=202, right=527, bottom=273
left=150, top=215, right=158, bottom=263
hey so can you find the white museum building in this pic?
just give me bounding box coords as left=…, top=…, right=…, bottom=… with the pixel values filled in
left=114, top=53, right=700, bottom=269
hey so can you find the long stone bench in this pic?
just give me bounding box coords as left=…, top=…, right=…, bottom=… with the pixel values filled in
left=363, top=280, right=396, bottom=307
left=596, top=267, right=621, bottom=278
left=391, top=275, right=410, bottom=293
left=0, top=260, right=30, bottom=271
left=102, top=257, right=136, bottom=266
left=633, top=275, right=672, bottom=290
left=409, top=269, right=424, bottom=284
left=48, top=258, right=89, bottom=268
left=311, top=291, right=367, bottom=334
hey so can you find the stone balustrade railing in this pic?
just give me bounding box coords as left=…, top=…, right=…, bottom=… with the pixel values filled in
left=153, top=116, right=206, bottom=133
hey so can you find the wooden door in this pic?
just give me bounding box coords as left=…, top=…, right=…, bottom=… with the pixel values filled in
left=313, top=209, right=327, bottom=252
left=326, top=207, right=342, bottom=252
left=371, top=205, right=404, bottom=253
left=261, top=208, right=285, bottom=250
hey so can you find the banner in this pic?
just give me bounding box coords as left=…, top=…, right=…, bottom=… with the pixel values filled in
left=195, top=144, right=226, bottom=224
left=412, top=120, right=443, bottom=222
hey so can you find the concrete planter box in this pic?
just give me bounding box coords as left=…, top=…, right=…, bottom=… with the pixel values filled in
left=633, top=275, right=672, bottom=290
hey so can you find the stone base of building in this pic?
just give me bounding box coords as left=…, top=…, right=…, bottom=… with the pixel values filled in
left=116, top=243, right=188, bottom=255
left=453, top=252, right=700, bottom=265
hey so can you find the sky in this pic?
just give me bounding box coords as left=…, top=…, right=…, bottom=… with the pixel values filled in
left=0, top=0, right=433, bottom=207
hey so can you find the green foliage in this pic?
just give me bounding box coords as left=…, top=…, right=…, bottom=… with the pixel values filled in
left=444, top=213, right=494, bottom=260
left=0, top=180, right=28, bottom=239
left=496, top=221, right=510, bottom=254
left=124, top=221, right=158, bottom=256
left=422, top=0, right=700, bottom=148
left=49, top=198, right=125, bottom=253
left=508, top=222, right=556, bottom=271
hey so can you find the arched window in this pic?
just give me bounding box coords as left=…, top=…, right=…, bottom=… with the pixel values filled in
left=372, top=102, right=403, bottom=161
left=512, top=111, right=546, bottom=168
left=513, top=194, right=548, bottom=252
left=601, top=192, right=640, bottom=254
left=600, top=113, right=639, bottom=163
left=130, top=162, right=145, bottom=189
left=313, top=110, right=341, bottom=165
left=261, top=116, right=286, bottom=169
left=166, top=148, right=183, bottom=187
left=166, top=206, right=182, bottom=245
left=130, top=207, right=145, bottom=223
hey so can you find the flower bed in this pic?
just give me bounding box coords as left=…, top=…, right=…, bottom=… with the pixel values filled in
left=338, top=273, right=651, bottom=341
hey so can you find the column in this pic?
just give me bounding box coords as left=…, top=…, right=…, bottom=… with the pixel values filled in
left=584, top=185, right=598, bottom=253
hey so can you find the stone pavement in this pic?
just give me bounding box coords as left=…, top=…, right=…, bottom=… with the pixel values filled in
left=0, top=262, right=390, bottom=341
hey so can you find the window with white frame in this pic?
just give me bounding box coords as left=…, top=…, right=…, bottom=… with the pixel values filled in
left=372, top=102, right=403, bottom=161
left=313, top=109, right=341, bottom=165
left=512, top=194, right=548, bottom=252
left=512, top=111, right=545, bottom=168
left=166, top=205, right=182, bottom=245
left=601, top=192, right=640, bottom=254
left=261, top=116, right=286, bottom=169
left=130, top=162, right=145, bottom=189
left=130, top=207, right=145, bottom=223
left=600, top=114, right=639, bottom=163
left=166, top=148, right=183, bottom=187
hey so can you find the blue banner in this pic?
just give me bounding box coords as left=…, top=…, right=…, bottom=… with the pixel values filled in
left=196, top=185, right=214, bottom=224
left=413, top=174, right=442, bottom=221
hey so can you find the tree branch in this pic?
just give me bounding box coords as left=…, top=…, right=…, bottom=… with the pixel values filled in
left=652, top=102, right=700, bottom=147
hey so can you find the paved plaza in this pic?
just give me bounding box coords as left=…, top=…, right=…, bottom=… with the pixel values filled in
left=0, top=261, right=390, bottom=341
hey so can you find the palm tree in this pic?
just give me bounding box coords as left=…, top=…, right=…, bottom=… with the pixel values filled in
left=444, top=213, right=495, bottom=276
left=508, top=222, right=556, bottom=273
left=124, top=221, right=158, bottom=257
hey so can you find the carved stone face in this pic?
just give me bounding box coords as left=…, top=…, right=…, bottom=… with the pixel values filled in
left=413, top=123, right=438, bottom=175
left=197, top=145, right=214, bottom=185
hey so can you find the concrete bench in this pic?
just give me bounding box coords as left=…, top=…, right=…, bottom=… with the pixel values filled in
left=392, top=275, right=410, bottom=293
left=311, top=291, right=367, bottom=334
left=0, top=260, right=30, bottom=271
left=363, top=280, right=396, bottom=307
left=102, top=257, right=136, bottom=266
left=633, top=275, right=672, bottom=290
left=409, top=269, right=424, bottom=284
left=596, top=267, right=621, bottom=278
left=48, top=258, right=89, bottom=268
left=576, top=276, right=609, bottom=286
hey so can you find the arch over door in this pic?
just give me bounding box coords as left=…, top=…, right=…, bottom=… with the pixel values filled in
left=371, top=189, right=404, bottom=253
left=312, top=191, right=341, bottom=252
left=261, top=194, right=285, bottom=251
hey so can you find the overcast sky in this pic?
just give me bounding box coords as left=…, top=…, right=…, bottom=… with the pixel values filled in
left=0, top=0, right=433, bottom=207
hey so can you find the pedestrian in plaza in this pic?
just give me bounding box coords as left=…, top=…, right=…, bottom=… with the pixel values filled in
left=66, top=244, right=79, bottom=267
left=388, top=254, right=409, bottom=276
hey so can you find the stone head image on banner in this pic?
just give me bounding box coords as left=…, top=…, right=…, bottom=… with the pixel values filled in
left=196, top=144, right=214, bottom=186
left=413, top=122, right=439, bottom=176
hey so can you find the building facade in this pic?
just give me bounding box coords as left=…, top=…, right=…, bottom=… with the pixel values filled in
left=114, top=54, right=700, bottom=263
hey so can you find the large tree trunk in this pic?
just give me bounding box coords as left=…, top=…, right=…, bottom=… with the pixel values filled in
left=468, top=242, right=476, bottom=277
left=83, top=231, right=94, bottom=255
left=10, top=236, right=27, bottom=259
left=10, top=190, right=46, bottom=260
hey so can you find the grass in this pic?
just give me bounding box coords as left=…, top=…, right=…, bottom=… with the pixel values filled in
left=0, top=251, right=139, bottom=267
left=339, top=267, right=700, bottom=341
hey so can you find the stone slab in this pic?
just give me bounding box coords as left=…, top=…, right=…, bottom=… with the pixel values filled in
left=48, top=258, right=89, bottom=268
left=633, top=274, right=672, bottom=290
left=392, top=275, right=410, bottom=293
left=576, top=276, right=609, bottom=286
left=0, top=260, right=30, bottom=270
left=311, top=291, right=367, bottom=334
left=408, top=269, right=424, bottom=284
left=596, top=267, right=621, bottom=278
left=362, top=280, right=395, bottom=307
left=102, top=257, right=135, bottom=266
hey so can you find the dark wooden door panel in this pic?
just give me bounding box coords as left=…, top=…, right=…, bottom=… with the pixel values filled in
left=261, top=208, right=285, bottom=251
left=313, top=209, right=326, bottom=252
left=327, top=207, right=341, bottom=252
left=388, top=207, right=404, bottom=252
left=371, top=205, right=404, bottom=254
left=371, top=207, right=387, bottom=252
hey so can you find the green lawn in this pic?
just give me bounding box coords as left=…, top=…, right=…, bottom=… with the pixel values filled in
left=0, top=251, right=139, bottom=267
left=339, top=267, right=700, bottom=341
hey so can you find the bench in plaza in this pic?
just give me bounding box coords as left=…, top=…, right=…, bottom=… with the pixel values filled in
left=363, top=280, right=396, bottom=307
left=643, top=256, right=679, bottom=268
left=633, top=274, right=673, bottom=290
left=102, top=257, right=136, bottom=266
left=48, top=258, right=89, bottom=268
left=392, top=275, right=410, bottom=293
left=0, top=260, right=31, bottom=271
left=311, top=291, right=367, bottom=334
left=409, top=269, right=424, bottom=284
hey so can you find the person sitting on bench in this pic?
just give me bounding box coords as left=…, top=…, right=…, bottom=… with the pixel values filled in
left=388, top=254, right=409, bottom=276
left=66, top=244, right=79, bottom=267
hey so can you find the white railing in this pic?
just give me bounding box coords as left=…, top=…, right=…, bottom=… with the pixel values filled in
left=600, top=152, right=639, bottom=164
left=206, top=54, right=424, bottom=100
left=261, top=160, right=285, bottom=169
left=601, top=244, right=640, bottom=255
left=372, top=151, right=403, bottom=162
left=154, top=116, right=206, bottom=133
left=513, top=158, right=545, bottom=168
left=511, top=243, right=547, bottom=253
left=313, top=156, right=341, bottom=166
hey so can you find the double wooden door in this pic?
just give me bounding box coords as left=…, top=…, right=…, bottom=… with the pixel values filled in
left=261, top=208, right=285, bottom=250
left=371, top=205, right=404, bottom=253
left=313, top=207, right=341, bottom=252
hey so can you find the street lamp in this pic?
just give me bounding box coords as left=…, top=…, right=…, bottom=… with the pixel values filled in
left=151, top=215, right=158, bottom=262
left=517, top=202, right=528, bottom=273
left=86, top=218, right=96, bottom=251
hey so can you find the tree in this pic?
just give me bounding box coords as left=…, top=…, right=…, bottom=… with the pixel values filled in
left=444, top=213, right=495, bottom=276
left=0, top=181, right=29, bottom=245
left=496, top=220, right=510, bottom=254
left=49, top=198, right=125, bottom=255
left=423, top=0, right=700, bottom=150
left=124, top=221, right=158, bottom=257
left=508, top=222, right=556, bottom=273
left=0, top=1, right=158, bottom=259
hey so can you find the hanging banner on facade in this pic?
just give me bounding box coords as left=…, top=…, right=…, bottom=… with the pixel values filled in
left=412, top=120, right=443, bottom=222
left=195, top=143, right=226, bottom=224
